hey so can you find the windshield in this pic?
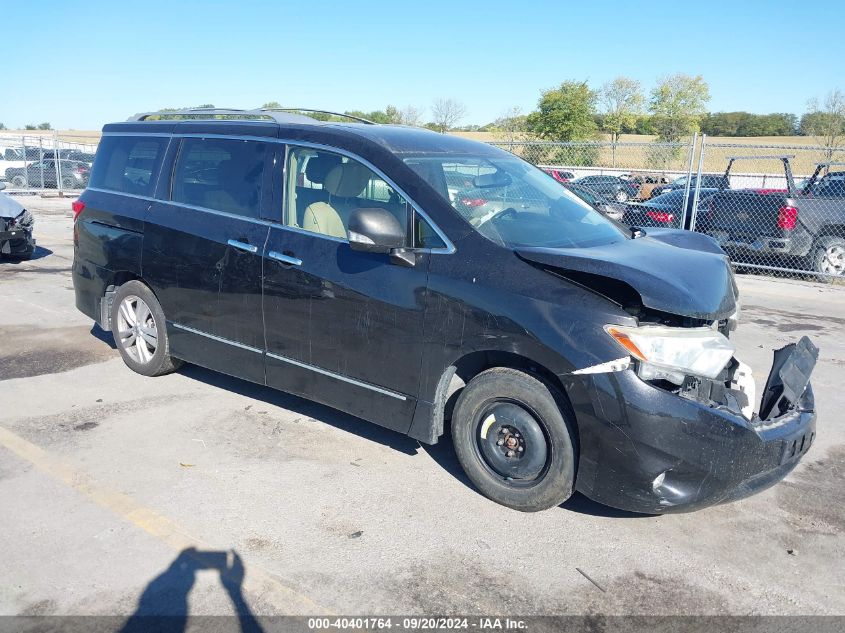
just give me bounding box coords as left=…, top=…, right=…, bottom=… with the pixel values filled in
left=404, top=155, right=625, bottom=249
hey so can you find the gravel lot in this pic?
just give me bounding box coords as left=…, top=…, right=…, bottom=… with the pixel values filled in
left=1, top=196, right=843, bottom=619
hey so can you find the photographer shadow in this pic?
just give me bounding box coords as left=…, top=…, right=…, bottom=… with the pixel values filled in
left=120, top=547, right=263, bottom=633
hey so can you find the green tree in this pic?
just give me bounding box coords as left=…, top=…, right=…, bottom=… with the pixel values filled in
left=0, top=122, right=6, bottom=130
left=37, top=122, right=52, bottom=130
left=262, top=101, right=283, bottom=109
left=526, top=81, right=597, bottom=141
left=700, top=112, right=797, bottom=136
left=649, top=74, right=710, bottom=142
left=25, top=124, right=37, bottom=130
left=600, top=77, right=643, bottom=143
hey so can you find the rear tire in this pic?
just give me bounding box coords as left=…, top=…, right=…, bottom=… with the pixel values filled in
left=11, top=175, right=26, bottom=188
left=616, top=190, right=630, bottom=202
left=810, top=236, right=845, bottom=281
left=111, top=280, right=182, bottom=377
left=451, top=367, right=577, bottom=512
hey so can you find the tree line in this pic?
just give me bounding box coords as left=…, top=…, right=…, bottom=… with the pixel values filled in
left=150, top=81, right=845, bottom=152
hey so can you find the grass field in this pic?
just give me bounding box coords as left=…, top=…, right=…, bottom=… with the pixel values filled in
left=3, top=129, right=839, bottom=176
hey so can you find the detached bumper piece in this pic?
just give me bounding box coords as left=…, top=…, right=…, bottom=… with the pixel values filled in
left=569, top=337, right=818, bottom=514
left=759, top=336, right=818, bottom=421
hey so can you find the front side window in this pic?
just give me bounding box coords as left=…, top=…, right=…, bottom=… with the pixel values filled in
left=285, top=147, right=409, bottom=241
left=405, top=154, right=625, bottom=249
left=172, top=138, right=267, bottom=218
left=89, top=136, right=167, bottom=196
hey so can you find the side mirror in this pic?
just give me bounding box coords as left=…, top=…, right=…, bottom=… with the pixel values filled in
left=473, top=172, right=512, bottom=188
left=347, top=207, right=406, bottom=254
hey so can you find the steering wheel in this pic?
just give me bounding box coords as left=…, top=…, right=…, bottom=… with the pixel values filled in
left=473, top=206, right=519, bottom=228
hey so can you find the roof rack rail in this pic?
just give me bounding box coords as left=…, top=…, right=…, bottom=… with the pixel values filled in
left=261, top=108, right=376, bottom=125
left=126, top=107, right=377, bottom=125
left=127, top=107, right=318, bottom=124
left=814, top=161, right=845, bottom=167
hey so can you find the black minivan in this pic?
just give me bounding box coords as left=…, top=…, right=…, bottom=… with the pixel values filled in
left=72, top=109, right=818, bottom=514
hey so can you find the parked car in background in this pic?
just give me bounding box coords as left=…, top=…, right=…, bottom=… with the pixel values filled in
left=543, top=168, right=574, bottom=183
left=5, top=159, right=90, bottom=189
left=66, top=150, right=96, bottom=164
left=697, top=161, right=845, bottom=277
left=444, top=170, right=477, bottom=202
left=623, top=189, right=718, bottom=229
left=626, top=173, right=670, bottom=200
left=651, top=174, right=730, bottom=197
left=1, top=145, right=29, bottom=181
left=562, top=182, right=626, bottom=221
left=571, top=174, right=639, bottom=202
left=0, top=183, right=35, bottom=259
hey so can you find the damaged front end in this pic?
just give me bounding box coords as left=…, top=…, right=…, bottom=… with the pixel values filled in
left=520, top=230, right=819, bottom=513
left=566, top=327, right=818, bottom=514
left=0, top=200, right=36, bottom=259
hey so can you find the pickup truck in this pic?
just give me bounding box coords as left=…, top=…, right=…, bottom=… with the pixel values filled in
left=695, top=158, right=845, bottom=278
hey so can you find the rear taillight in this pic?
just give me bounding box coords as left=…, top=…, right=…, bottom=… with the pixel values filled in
left=74, top=165, right=87, bottom=174
left=777, top=205, right=798, bottom=230
left=460, top=197, right=487, bottom=207
left=646, top=211, right=674, bottom=224
left=72, top=200, right=85, bottom=221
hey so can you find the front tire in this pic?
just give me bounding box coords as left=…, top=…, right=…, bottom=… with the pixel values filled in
left=451, top=368, right=577, bottom=512
left=615, top=190, right=630, bottom=202
left=111, top=280, right=182, bottom=377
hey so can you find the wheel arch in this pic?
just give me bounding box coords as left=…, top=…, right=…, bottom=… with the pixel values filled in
left=408, top=349, right=579, bottom=447
left=99, top=271, right=156, bottom=330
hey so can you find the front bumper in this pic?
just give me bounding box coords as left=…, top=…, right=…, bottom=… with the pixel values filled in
left=565, top=340, right=817, bottom=514
left=0, top=228, right=35, bottom=254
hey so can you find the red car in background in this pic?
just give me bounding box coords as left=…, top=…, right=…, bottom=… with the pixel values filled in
left=544, top=168, right=574, bottom=183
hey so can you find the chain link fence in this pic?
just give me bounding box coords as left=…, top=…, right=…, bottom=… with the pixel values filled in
left=2, top=129, right=843, bottom=281
left=490, top=136, right=845, bottom=282
left=687, top=141, right=845, bottom=281
left=0, top=133, right=97, bottom=194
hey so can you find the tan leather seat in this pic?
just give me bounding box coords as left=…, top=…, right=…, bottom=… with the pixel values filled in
left=301, top=162, right=371, bottom=239
left=204, top=160, right=248, bottom=214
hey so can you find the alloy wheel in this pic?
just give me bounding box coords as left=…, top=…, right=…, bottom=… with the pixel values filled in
left=820, top=244, right=845, bottom=276
left=115, top=295, right=158, bottom=363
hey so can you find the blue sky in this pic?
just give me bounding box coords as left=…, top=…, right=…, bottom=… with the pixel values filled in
left=3, top=0, right=842, bottom=129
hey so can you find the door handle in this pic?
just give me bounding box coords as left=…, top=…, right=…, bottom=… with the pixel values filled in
left=268, top=250, right=302, bottom=266
left=227, top=239, right=258, bottom=254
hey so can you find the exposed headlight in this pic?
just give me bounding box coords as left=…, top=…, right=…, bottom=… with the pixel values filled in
left=13, top=209, right=34, bottom=228
left=605, top=324, right=735, bottom=385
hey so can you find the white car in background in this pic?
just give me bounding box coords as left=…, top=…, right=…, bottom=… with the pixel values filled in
left=0, top=145, right=28, bottom=181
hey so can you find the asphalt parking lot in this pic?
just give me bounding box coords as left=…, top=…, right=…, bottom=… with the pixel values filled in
left=1, top=197, right=844, bottom=618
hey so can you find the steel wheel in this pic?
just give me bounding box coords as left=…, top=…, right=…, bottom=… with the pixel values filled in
left=819, top=243, right=845, bottom=276
left=115, top=295, right=158, bottom=364
left=475, top=401, right=549, bottom=483
left=616, top=190, right=629, bottom=202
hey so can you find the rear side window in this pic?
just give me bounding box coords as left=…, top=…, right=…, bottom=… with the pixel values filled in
left=89, top=136, right=167, bottom=197
left=172, top=138, right=267, bottom=218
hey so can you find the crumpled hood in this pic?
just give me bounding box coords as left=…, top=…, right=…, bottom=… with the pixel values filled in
left=0, top=193, right=25, bottom=219
left=516, top=229, right=737, bottom=320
